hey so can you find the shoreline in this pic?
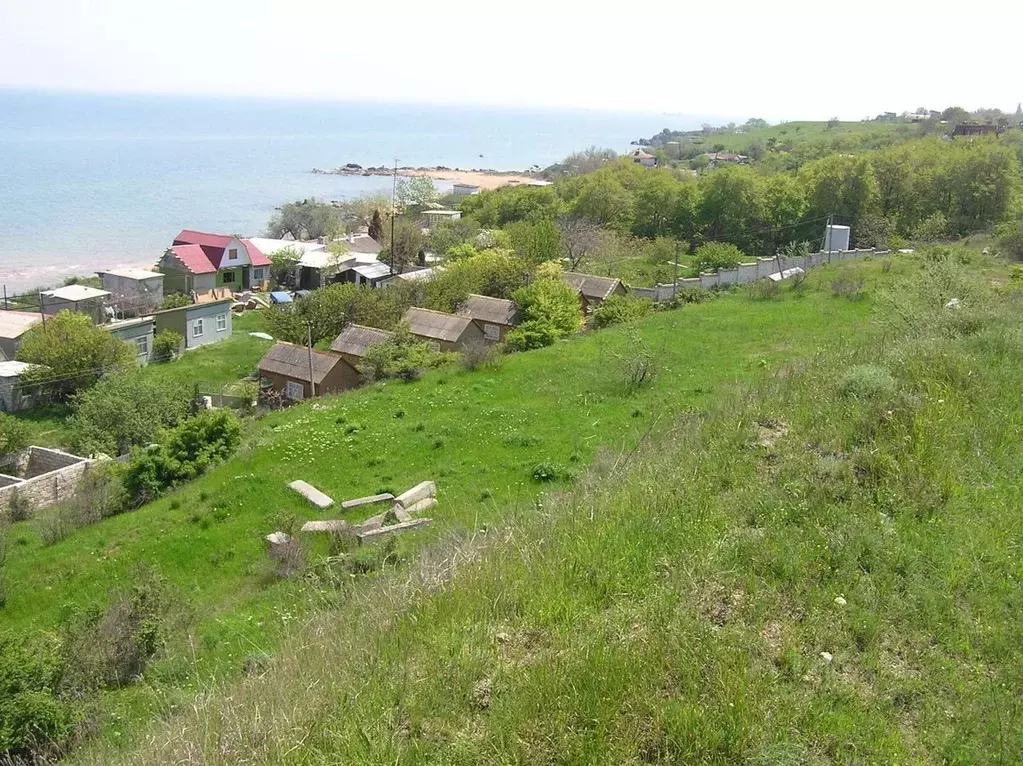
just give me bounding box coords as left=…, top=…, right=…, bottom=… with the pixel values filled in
left=312, top=165, right=544, bottom=190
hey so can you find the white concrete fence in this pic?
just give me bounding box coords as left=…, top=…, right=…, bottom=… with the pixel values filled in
left=628, top=248, right=889, bottom=302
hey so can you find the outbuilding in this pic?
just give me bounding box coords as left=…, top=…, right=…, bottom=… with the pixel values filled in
left=39, top=285, right=111, bottom=324
left=562, top=272, right=627, bottom=311
left=105, top=316, right=156, bottom=365
left=456, top=294, right=516, bottom=343
left=0, top=361, right=43, bottom=412
left=257, top=342, right=359, bottom=400
left=330, top=324, right=393, bottom=367
left=96, top=268, right=165, bottom=317
left=0, top=311, right=46, bottom=361
left=402, top=307, right=485, bottom=351
left=154, top=299, right=233, bottom=351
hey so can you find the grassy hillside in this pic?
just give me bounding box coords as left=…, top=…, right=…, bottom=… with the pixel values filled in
left=68, top=248, right=1023, bottom=764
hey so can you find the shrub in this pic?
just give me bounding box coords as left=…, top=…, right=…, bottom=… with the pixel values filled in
left=5, top=488, right=31, bottom=523
left=152, top=329, right=183, bottom=361
left=608, top=330, right=659, bottom=393
left=531, top=460, right=565, bottom=482
left=0, top=413, right=29, bottom=460
left=34, top=464, right=128, bottom=545
left=590, top=295, right=651, bottom=328
left=995, top=221, right=1023, bottom=261
left=506, top=278, right=584, bottom=350
left=160, top=293, right=192, bottom=310
left=459, top=340, right=501, bottom=372
left=837, top=364, right=897, bottom=401
left=693, top=242, right=744, bottom=273
left=359, top=323, right=437, bottom=383
left=831, top=273, right=866, bottom=300
left=745, top=279, right=781, bottom=300
left=913, top=212, right=951, bottom=243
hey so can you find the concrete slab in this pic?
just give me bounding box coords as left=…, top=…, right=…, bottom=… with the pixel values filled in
left=357, top=518, right=432, bottom=542
left=395, top=481, right=436, bottom=508
left=289, top=480, right=334, bottom=509
left=341, top=492, right=395, bottom=511
left=404, top=497, right=437, bottom=516
left=300, top=520, right=349, bottom=533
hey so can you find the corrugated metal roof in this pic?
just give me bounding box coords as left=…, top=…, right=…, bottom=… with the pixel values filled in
left=457, top=294, right=515, bottom=326
left=403, top=307, right=473, bottom=343
left=0, top=310, right=45, bottom=340
left=562, top=272, right=623, bottom=301
left=257, top=342, right=345, bottom=384
left=352, top=262, right=394, bottom=280
left=330, top=324, right=393, bottom=358
left=167, top=244, right=217, bottom=274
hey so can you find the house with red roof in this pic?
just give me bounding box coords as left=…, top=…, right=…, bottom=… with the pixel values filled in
left=157, top=230, right=271, bottom=299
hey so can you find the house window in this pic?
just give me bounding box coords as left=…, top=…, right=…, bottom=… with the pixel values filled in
left=252, top=268, right=264, bottom=282
left=193, top=318, right=204, bottom=338
left=222, top=270, right=236, bottom=284
left=228, top=248, right=238, bottom=260
left=483, top=323, right=501, bottom=342
left=135, top=335, right=149, bottom=356
left=216, top=313, right=227, bottom=332
left=285, top=380, right=305, bottom=400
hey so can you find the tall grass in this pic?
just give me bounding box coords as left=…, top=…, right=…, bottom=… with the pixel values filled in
left=76, top=250, right=1023, bottom=763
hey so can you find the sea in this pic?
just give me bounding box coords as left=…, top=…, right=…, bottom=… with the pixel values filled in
left=0, top=90, right=699, bottom=292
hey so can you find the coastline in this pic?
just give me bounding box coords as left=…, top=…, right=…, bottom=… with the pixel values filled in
left=312, top=165, right=542, bottom=190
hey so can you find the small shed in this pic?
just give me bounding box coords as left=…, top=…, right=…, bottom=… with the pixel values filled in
left=0, top=311, right=46, bottom=361
left=105, top=316, right=156, bottom=365
left=154, top=299, right=233, bottom=350
left=257, top=342, right=358, bottom=400
left=340, top=261, right=395, bottom=288
left=330, top=324, right=393, bottom=367
left=452, top=183, right=481, bottom=197
left=39, top=285, right=111, bottom=324
left=97, top=268, right=165, bottom=316
left=0, top=361, right=43, bottom=412
left=422, top=210, right=462, bottom=229
left=562, top=272, right=627, bottom=311
left=402, top=307, right=485, bottom=352
left=456, top=294, right=516, bottom=343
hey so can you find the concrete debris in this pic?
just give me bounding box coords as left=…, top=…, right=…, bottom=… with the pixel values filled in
left=341, top=492, right=395, bottom=511
left=289, top=480, right=334, bottom=509
left=834, top=595, right=847, bottom=607
left=945, top=297, right=961, bottom=310
left=820, top=651, right=834, bottom=664
left=249, top=331, right=274, bottom=341
left=265, top=531, right=292, bottom=546
left=357, top=517, right=432, bottom=542
left=300, top=519, right=349, bottom=533
left=404, top=497, right=437, bottom=516
left=767, top=266, right=804, bottom=282
left=395, top=480, right=436, bottom=508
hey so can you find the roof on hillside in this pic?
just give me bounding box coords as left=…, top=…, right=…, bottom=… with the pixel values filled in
left=41, top=285, right=111, bottom=301
left=167, top=244, right=217, bottom=274
left=257, top=342, right=346, bottom=385
left=352, top=262, right=394, bottom=280
left=457, top=294, right=516, bottom=326
left=341, top=234, right=383, bottom=255
left=245, top=238, right=325, bottom=257
left=562, top=272, right=623, bottom=301
left=241, top=239, right=270, bottom=267
left=98, top=267, right=164, bottom=281
left=403, top=307, right=474, bottom=343
left=104, top=316, right=155, bottom=331
left=0, top=311, right=46, bottom=339
left=330, top=324, right=393, bottom=358
left=631, top=149, right=655, bottom=159
left=174, top=229, right=234, bottom=250
left=0, top=361, right=41, bottom=378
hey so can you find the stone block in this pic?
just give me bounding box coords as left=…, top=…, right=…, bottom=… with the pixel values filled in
left=289, top=480, right=334, bottom=509
left=404, top=497, right=437, bottom=516
left=395, top=481, right=436, bottom=508
left=300, top=520, right=349, bottom=533
left=357, top=517, right=432, bottom=542
left=341, top=492, right=395, bottom=511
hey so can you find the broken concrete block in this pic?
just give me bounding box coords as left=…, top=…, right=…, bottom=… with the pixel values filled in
left=404, top=497, right=437, bottom=516
left=300, top=520, right=349, bottom=533
left=265, top=531, right=292, bottom=546
left=341, top=492, right=395, bottom=511
left=395, top=481, right=436, bottom=508
left=289, top=480, right=334, bottom=510
left=357, top=517, right=432, bottom=542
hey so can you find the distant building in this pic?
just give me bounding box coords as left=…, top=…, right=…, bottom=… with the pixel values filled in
left=703, top=152, right=750, bottom=165
left=422, top=210, right=462, bottom=229
left=456, top=294, right=516, bottom=343
left=257, top=342, right=359, bottom=401
left=97, top=267, right=164, bottom=317
left=452, top=183, right=481, bottom=197
left=630, top=149, right=657, bottom=168
left=105, top=316, right=156, bottom=365
left=952, top=122, right=1002, bottom=137
left=337, top=261, right=395, bottom=288
left=402, top=307, right=485, bottom=351
left=562, top=272, right=627, bottom=312
left=154, top=299, right=233, bottom=351
left=0, top=311, right=46, bottom=361
left=39, top=285, right=111, bottom=324
left=159, top=230, right=271, bottom=297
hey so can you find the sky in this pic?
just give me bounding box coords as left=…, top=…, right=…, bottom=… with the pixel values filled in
left=0, top=0, right=1020, bottom=121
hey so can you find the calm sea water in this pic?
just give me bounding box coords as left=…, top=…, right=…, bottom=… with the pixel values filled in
left=0, top=90, right=694, bottom=291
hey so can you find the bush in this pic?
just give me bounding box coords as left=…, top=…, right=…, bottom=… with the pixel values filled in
left=913, top=212, right=951, bottom=243
left=506, top=278, right=584, bottom=351
left=506, top=320, right=563, bottom=351
left=359, top=323, right=437, bottom=383
left=995, top=221, right=1023, bottom=261
left=693, top=242, right=744, bottom=273
left=745, top=279, right=781, bottom=300
left=590, top=295, right=651, bottom=328
left=831, top=273, right=866, bottom=300
left=459, top=340, right=501, bottom=372
left=33, top=464, right=127, bottom=545
left=531, top=460, right=565, bottom=483
left=152, top=329, right=183, bottom=361
left=0, top=414, right=29, bottom=460
left=160, top=293, right=192, bottom=310
left=608, top=330, right=659, bottom=393
left=837, top=364, right=897, bottom=401
left=123, top=410, right=241, bottom=507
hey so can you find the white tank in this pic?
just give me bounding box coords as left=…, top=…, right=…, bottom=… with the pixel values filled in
left=825, top=224, right=851, bottom=252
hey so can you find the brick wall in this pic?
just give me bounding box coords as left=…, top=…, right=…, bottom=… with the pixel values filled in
left=0, top=447, right=93, bottom=517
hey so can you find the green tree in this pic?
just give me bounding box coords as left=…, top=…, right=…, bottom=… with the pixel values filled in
left=0, top=414, right=29, bottom=459
left=358, top=322, right=436, bottom=382
left=697, top=167, right=767, bottom=254
left=693, top=242, right=744, bottom=273
left=798, top=154, right=878, bottom=238
left=264, top=282, right=379, bottom=345
left=632, top=171, right=681, bottom=238
left=266, top=246, right=303, bottom=287
left=571, top=171, right=633, bottom=229
left=16, top=312, right=135, bottom=403
left=160, top=293, right=191, bottom=310
left=152, top=330, right=183, bottom=362
left=394, top=176, right=438, bottom=212
left=506, top=279, right=584, bottom=350
left=520, top=219, right=563, bottom=265
left=383, top=217, right=426, bottom=273
left=265, top=199, right=343, bottom=240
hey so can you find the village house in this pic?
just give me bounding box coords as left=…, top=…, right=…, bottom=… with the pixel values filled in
left=630, top=149, right=657, bottom=168
left=422, top=209, right=462, bottom=229
left=154, top=298, right=233, bottom=351
left=702, top=152, right=750, bottom=166
left=96, top=267, right=164, bottom=317
left=456, top=294, right=516, bottom=343
left=330, top=324, right=393, bottom=368
left=0, top=310, right=46, bottom=361
left=159, top=230, right=271, bottom=298
left=337, top=261, right=396, bottom=288
left=0, top=361, right=43, bottom=412
left=452, top=183, right=481, bottom=197
left=257, top=342, right=359, bottom=401
left=105, top=316, right=156, bottom=365
left=39, top=285, right=111, bottom=324
left=562, top=272, right=627, bottom=312
left=952, top=122, right=1003, bottom=137
left=402, top=307, right=485, bottom=351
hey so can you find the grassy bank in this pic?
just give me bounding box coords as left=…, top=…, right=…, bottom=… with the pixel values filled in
left=64, top=248, right=1023, bottom=764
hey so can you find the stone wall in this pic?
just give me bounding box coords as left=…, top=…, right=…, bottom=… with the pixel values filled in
left=0, top=447, right=93, bottom=517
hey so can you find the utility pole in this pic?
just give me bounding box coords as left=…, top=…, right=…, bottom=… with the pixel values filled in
left=673, top=241, right=680, bottom=300
left=306, top=322, right=316, bottom=398
left=38, top=291, right=46, bottom=332
left=822, top=214, right=833, bottom=263
left=390, top=158, right=398, bottom=275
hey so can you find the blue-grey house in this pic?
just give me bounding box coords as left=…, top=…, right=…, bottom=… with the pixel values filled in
left=154, top=299, right=233, bottom=351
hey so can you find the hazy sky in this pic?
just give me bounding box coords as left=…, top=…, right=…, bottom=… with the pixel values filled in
left=1, top=0, right=1019, bottom=120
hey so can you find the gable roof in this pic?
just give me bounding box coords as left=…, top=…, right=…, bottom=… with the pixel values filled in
left=330, top=324, right=393, bottom=358
left=166, top=244, right=217, bottom=274
left=0, top=311, right=46, bottom=340
left=242, top=239, right=271, bottom=267
left=342, top=234, right=383, bottom=255
left=257, top=342, right=347, bottom=385
left=351, top=261, right=394, bottom=280
left=172, top=230, right=270, bottom=269
left=403, top=307, right=474, bottom=343
left=457, top=294, right=516, bottom=326
left=562, top=272, right=623, bottom=301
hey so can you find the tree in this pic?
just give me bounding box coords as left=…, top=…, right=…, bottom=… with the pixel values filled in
left=266, top=246, right=302, bottom=287
left=744, top=117, right=769, bottom=131
left=519, top=219, right=563, bottom=265
left=572, top=171, right=633, bottom=229
left=68, top=370, right=192, bottom=457
left=160, top=293, right=191, bottom=310
left=632, top=171, right=681, bottom=238
left=265, top=199, right=343, bottom=240
left=383, top=217, right=426, bottom=273
left=16, top=312, right=135, bottom=403
left=394, top=176, right=439, bottom=212
left=368, top=209, right=384, bottom=241
left=941, top=106, right=970, bottom=124
left=264, top=282, right=380, bottom=345
left=506, top=279, right=584, bottom=350
left=358, top=322, right=435, bottom=382
left=543, top=146, right=618, bottom=178
left=827, top=117, right=840, bottom=130
left=152, top=330, right=183, bottom=361
left=557, top=217, right=604, bottom=271
left=693, top=242, right=744, bottom=273
left=0, top=414, right=29, bottom=459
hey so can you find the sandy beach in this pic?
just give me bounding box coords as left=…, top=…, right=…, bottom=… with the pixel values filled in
left=313, top=165, right=544, bottom=191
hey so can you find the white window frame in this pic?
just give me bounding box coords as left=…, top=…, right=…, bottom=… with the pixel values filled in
left=216, top=313, right=227, bottom=332
left=285, top=380, right=305, bottom=400
left=192, top=318, right=204, bottom=338
left=135, top=335, right=149, bottom=356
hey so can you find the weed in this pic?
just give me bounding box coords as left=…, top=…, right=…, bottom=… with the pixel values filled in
left=459, top=340, right=501, bottom=372
left=531, top=460, right=565, bottom=483
left=746, top=279, right=781, bottom=300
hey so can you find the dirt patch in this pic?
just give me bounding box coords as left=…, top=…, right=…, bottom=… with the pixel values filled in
left=756, top=420, right=789, bottom=450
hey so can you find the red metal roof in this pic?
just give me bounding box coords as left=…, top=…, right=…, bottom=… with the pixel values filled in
left=174, top=229, right=234, bottom=250
left=169, top=244, right=217, bottom=274
left=242, top=239, right=271, bottom=267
